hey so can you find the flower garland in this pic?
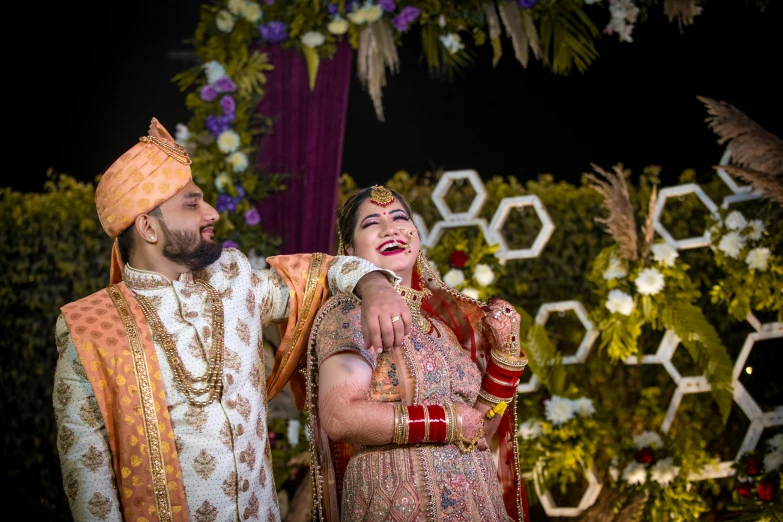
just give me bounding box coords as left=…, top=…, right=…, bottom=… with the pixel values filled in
left=707, top=208, right=783, bottom=322
left=608, top=430, right=713, bottom=521
left=586, top=165, right=734, bottom=424
left=728, top=434, right=783, bottom=521
left=517, top=394, right=604, bottom=493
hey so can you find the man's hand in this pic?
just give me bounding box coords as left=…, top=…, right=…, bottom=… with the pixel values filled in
left=355, top=272, right=411, bottom=353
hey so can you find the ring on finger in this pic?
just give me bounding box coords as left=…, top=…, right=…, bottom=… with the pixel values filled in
left=391, top=315, right=402, bottom=323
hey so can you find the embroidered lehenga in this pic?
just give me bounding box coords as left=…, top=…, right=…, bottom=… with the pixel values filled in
left=302, top=257, right=529, bottom=521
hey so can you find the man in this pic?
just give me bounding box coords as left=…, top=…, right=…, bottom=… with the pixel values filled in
left=52, top=118, right=411, bottom=522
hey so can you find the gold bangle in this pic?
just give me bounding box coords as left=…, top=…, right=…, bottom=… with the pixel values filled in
left=444, top=403, right=456, bottom=444
left=490, top=349, right=528, bottom=371
left=401, top=405, right=409, bottom=444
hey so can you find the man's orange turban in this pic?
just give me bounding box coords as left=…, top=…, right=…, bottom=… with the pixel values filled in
left=95, top=118, right=193, bottom=283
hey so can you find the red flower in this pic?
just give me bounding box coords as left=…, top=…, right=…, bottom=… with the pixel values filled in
left=758, top=481, right=775, bottom=502
left=737, top=482, right=753, bottom=498
left=449, top=250, right=468, bottom=268
left=746, top=455, right=762, bottom=476
left=634, top=447, right=654, bottom=464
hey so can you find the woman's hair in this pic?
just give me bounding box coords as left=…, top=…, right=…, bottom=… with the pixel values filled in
left=337, top=186, right=414, bottom=251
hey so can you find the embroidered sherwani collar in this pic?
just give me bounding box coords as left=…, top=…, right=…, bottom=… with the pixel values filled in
left=124, top=264, right=196, bottom=292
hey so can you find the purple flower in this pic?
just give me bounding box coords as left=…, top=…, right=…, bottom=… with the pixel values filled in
left=262, top=0, right=274, bottom=4
left=392, top=15, right=408, bottom=31
left=258, top=21, right=289, bottom=44
left=205, top=114, right=234, bottom=137
left=214, top=76, right=237, bottom=93
left=379, top=0, right=395, bottom=12
left=200, top=84, right=218, bottom=102
left=222, top=240, right=239, bottom=249
left=344, top=1, right=355, bottom=13
left=516, top=0, right=538, bottom=7
left=327, top=3, right=339, bottom=15
left=216, top=193, right=238, bottom=213
left=220, top=95, right=236, bottom=116
left=244, top=208, right=261, bottom=226
left=400, top=6, right=420, bottom=23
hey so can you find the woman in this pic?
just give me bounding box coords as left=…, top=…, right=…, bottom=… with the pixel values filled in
left=305, top=185, right=529, bottom=521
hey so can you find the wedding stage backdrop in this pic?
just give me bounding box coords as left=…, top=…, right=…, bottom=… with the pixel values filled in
left=1, top=1, right=781, bottom=520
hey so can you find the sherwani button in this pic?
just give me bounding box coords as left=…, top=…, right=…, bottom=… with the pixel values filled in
left=242, top=479, right=249, bottom=491
left=226, top=373, right=234, bottom=385
left=227, top=398, right=236, bottom=408
left=237, top=424, right=244, bottom=435
left=239, top=451, right=247, bottom=463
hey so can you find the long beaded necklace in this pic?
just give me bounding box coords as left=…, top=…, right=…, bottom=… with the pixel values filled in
left=135, top=280, right=224, bottom=407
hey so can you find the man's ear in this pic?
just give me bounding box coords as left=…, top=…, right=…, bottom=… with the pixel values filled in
left=135, top=214, right=159, bottom=243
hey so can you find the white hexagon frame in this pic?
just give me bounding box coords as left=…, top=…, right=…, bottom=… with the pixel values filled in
left=431, top=170, right=487, bottom=222
left=716, top=148, right=754, bottom=195
left=412, top=213, right=431, bottom=247
left=534, top=463, right=603, bottom=517
left=688, top=318, right=783, bottom=480
left=422, top=218, right=492, bottom=250
left=489, top=195, right=555, bottom=262
left=535, top=301, right=598, bottom=365
left=653, top=183, right=719, bottom=250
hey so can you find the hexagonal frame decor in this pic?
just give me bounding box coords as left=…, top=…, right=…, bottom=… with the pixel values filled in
left=716, top=147, right=754, bottom=195
left=534, top=464, right=603, bottom=517
left=412, top=213, right=431, bottom=247
left=653, top=183, right=718, bottom=250
left=431, top=169, right=487, bottom=222
left=489, top=195, right=555, bottom=262
left=422, top=218, right=492, bottom=250
left=535, top=301, right=598, bottom=365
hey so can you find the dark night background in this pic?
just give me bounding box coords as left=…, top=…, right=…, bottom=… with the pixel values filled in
left=10, top=1, right=783, bottom=193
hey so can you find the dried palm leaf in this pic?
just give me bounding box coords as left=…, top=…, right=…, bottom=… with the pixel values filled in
left=699, top=95, right=783, bottom=204
left=615, top=493, right=648, bottom=522
left=483, top=2, right=503, bottom=67
left=498, top=1, right=532, bottom=68
left=357, top=21, right=400, bottom=121
left=698, top=96, right=783, bottom=176
left=664, top=0, right=703, bottom=31
left=640, top=185, right=658, bottom=265
left=718, top=165, right=783, bottom=206
left=586, top=164, right=639, bottom=261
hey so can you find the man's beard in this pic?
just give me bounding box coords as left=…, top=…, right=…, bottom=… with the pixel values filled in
left=158, top=219, right=222, bottom=271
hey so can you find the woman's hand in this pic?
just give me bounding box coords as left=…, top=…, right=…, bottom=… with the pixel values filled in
left=454, top=403, right=488, bottom=451
left=481, top=298, right=522, bottom=357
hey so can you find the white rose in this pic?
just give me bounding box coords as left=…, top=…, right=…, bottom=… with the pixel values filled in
left=214, top=172, right=231, bottom=193
left=174, top=123, right=190, bottom=145
left=216, top=10, right=236, bottom=32
left=650, top=457, right=679, bottom=487
left=287, top=418, right=301, bottom=446
left=605, top=289, right=635, bottom=316
left=443, top=269, right=465, bottom=289
left=327, top=16, right=349, bottom=35
left=634, top=267, right=665, bottom=296
left=228, top=0, right=246, bottom=15
left=725, top=210, right=747, bottom=231
left=633, top=430, right=663, bottom=450
left=747, top=219, right=765, bottom=241
left=461, top=287, right=480, bottom=300
left=572, top=398, right=595, bottom=417
left=545, top=396, right=575, bottom=426
left=364, top=4, right=383, bottom=22
left=242, top=2, right=262, bottom=22
left=518, top=420, right=544, bottom=440
left=439, top=33, right=465, bottom=54
left=718, top=232, right=745, bottom=259
left=746, top=247, right=770, bottom=271
left=204, top=60, right=228, bottom=85
left=651, top=243, right=679, bottom=267
left=763, top=448, right=783, bottom=472
left=217, top=130, right=241, bottom=153
left=768, top=433, right=783, bottom=452
left=227, top=151, right=248, bottom=173
left=603, top=255, right=627, bottom=280
left=473, top=264, right=495, bottom=286
left=621, top=461, right=647, bottom=485
left=301, top=31, right=326, bottom=48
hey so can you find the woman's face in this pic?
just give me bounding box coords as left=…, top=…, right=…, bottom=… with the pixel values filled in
left=346, top=198, right=419, bottom=283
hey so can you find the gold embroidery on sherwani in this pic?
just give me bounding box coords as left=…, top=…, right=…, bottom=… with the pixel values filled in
left=107, top=285, right=174, bottom=522
left=87, top=492, right=112, bottom=520
left=195, top=500, right=218, bottom=522
left=82, top=446, right=104, bottom=472
left=59, top=425, right=75, bottom=454
left=193, top=449, right=217, bottom=479
left=55, top=380, right=72, bottom=406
